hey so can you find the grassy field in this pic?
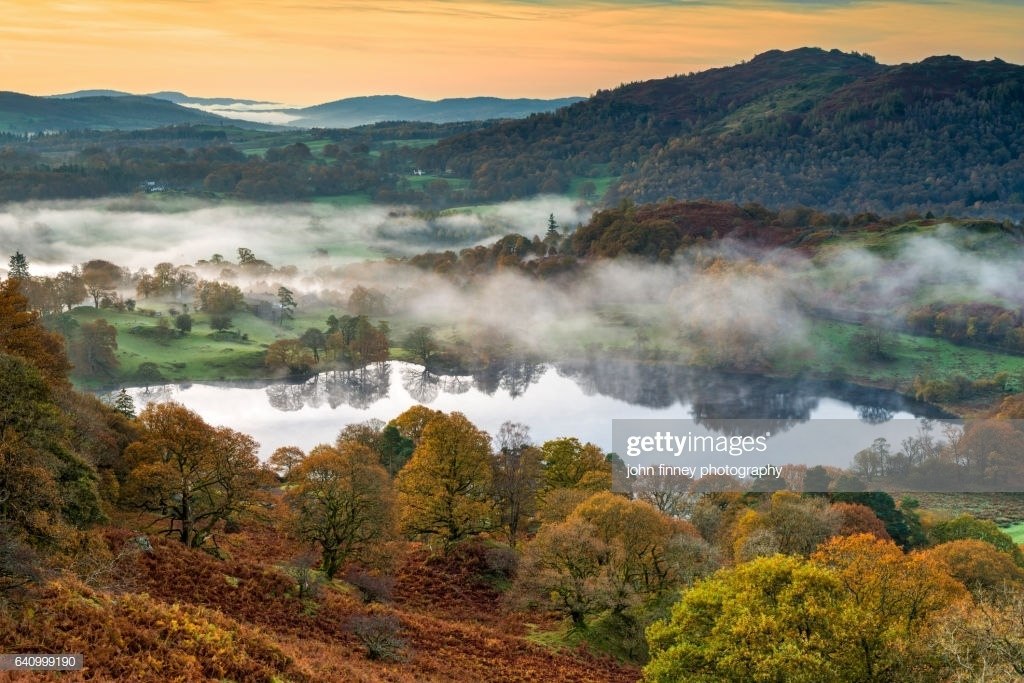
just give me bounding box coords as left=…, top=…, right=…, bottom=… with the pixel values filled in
left=70, top=305, right=292, bottom=388
left=1006, top=522, right=1024, bottom=544
left=309, top=193, right=373, bottom=208
left=800, top=320, right=1024, bottom=389
left=569, top=175, right=619, bottom=200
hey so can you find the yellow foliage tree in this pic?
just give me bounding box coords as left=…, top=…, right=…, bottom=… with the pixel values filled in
left=395, top=411, right=494, bottom=549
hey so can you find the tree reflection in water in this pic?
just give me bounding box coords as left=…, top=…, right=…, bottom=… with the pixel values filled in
left=266, top=363, right=391, bottom=411
left=257, top=359, right=947, bottom=435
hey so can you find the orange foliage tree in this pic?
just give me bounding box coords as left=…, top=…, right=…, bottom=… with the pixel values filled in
left=122, top=402, right=265, bottom=549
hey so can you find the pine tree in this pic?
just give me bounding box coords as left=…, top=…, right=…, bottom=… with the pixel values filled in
left=113, top=388, right=136, bottom=419
left=545, top=213, right=560, bottom=240
left=7, top=251, right=29, bottom=280
left=277, top=286, right=296, bottom=325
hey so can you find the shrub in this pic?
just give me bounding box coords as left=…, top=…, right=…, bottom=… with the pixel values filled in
left=349, top=613, right=406, bottom=661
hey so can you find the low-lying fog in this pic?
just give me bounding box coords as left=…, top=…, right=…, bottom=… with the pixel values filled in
left=4, top=196, right=1023, bottom=365
left=0, top=196, right=591, bottom=275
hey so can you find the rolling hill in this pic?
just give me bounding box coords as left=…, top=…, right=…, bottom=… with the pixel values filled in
left=414, top=48, right=1024, bottom=218
left=0, top=92, right=238, bottom=134
left=288, top=95, right=585, bottom=128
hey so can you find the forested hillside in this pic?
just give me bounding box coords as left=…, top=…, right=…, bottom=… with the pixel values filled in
left=416, top=48, right=1024, bottom=217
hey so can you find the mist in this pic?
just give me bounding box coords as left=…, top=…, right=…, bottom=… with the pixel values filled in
left=4, top=197, right=1023, bottom=365
left=0, top=195, right=590, bottom=276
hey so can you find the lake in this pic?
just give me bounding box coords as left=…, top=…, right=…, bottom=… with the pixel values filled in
left=121, top=359, right=952, bottom=473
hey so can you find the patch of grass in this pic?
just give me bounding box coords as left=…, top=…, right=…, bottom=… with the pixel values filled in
left=794, top=319, right=1024, bottom=391
left=404, top=173, right=469, bottom=190
left=1005, top=522, right=1024, bottom=545
left=310, top=193, right=372, bottom=208
left=569, top=175, right=619, bottom=200
left=68, top=305, right=291, bottom=387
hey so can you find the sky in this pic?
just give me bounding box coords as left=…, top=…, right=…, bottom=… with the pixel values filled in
left=2, top=1, right=1022, bottom=105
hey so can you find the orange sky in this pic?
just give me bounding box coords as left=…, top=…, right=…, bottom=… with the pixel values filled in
left=2, top=1, right=1022, bottom=104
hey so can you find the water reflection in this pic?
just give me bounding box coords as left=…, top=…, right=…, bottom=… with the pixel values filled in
left=267, top=364, right=392, bottom=411
left=124, top=360, right=948, bottom=458
left=242, top=360, right=948, bottom=425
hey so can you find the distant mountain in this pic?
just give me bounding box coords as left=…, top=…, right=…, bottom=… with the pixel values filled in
left=288, top=95, right=585, bottom=128
left=51, top=89, right=133, bottom=99
left=415, top=48, right=1024, bottom=217
left=145, top=91, right=274, bottom=107
left=0, top=92, right=243, bottom=133
left=53, top=90, right=276, bottom=108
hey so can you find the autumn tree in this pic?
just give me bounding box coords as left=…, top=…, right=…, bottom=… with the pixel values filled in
left=286, top=443, right=395, bottom=578
left=0, top=353, right=103, bottom=545
left=0, top=278, right=71, bottom=384
left=921, top=539, right=1024, bottom=599
left=122, top=402, right=264, bottom=549
left=268, top=446, right=305, bottom=481
left=265, top=339, right=315, bottom=376
left=516, top=517, right=612, bottom=627
left=645, top=555, right=854, bottom=683
left=195, top=280, right=244, bottom=314
left=81, top=260, right=124, bottom=308
left=572, top=492, right=705, bottom=607
left=541, top=437, right=612, bottom=491
left=491, top=421, right=543, bottom=547
left=730, top=491, right=839, bottom=562
left=395, top=411, right=494, bottom=549
left=632, top=473, right=696, bottom=519
left=348, top=285, right=388, bottom=316
left=647, top=535, right=968, bottom=683
left=70, top=319, right=119, bottom=378
left=810, top=533, right=969, bottom=681
left=388, top=405, right=443, bottom=445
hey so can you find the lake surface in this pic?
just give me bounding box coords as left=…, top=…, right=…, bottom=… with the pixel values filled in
left=122, top=360, right=951, bottom=471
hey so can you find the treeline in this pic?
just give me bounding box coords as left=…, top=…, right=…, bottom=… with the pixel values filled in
left=0, top=121, right=485, bottom=205
left=907, top=301, right=1024, bottom=353
left=405, top=199, right=1020, bottom=279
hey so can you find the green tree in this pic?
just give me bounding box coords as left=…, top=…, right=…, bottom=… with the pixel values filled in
left=541, top=437, right=612, bottom=492
left=930, top=515, right=1024, bottom=566
left=286, top=443, right=395, bottom=578
left=646, top=555, right=853, bottom=683
left=277, top=286, right=296, bottom=325
left=546, top=213, right=560, bottom=240
left=174, top=313, right=193, bottom=334
left=395, top=411, right=494, bottom=550
left=112, top=388, right=136, bottom=419
left=299, top=327, right=326, bottom=364
left=402, top=326, right=438, bottom=366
